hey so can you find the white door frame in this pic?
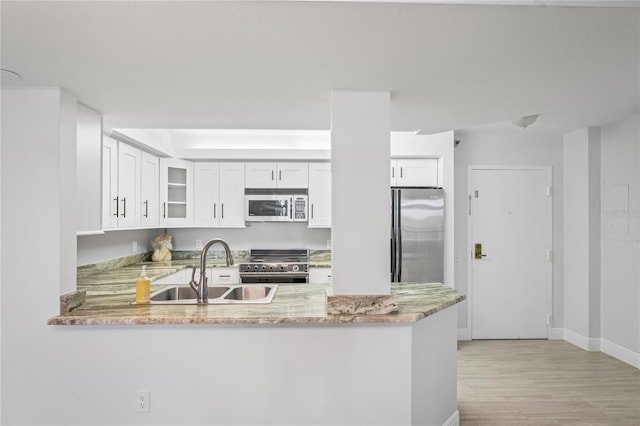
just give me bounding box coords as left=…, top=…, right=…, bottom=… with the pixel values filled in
left=467, top=165, right=553, bottom=339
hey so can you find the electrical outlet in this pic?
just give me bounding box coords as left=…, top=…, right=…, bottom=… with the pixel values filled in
left=132, top=241, right=138, bottom=252
left=136, top=390, right=150, bottom=413
left=196, top=239, right=203, bottom=249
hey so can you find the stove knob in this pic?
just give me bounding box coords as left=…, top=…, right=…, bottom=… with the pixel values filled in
left=261, top=265, right=267, bottom=271
left=269, top=265, right=274, bottom=271
left=280, top=265, right=285, bottom=271
left=292, top=265, right=299, bottom=272
left=253, top=265, right=259, bottom=271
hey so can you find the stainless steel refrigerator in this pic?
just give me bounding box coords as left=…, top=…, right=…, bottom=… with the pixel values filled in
left=391, top=187, right=444, bottom=283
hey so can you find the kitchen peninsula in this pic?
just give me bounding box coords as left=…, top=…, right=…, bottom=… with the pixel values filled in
left=48, top=256, right=464, bottom=426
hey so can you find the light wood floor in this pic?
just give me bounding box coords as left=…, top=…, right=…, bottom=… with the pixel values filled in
left=457, top=340, right=640, bottom=426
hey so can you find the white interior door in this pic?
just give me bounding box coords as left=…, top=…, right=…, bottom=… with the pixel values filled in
left=470, top=167, right=551, bottom=339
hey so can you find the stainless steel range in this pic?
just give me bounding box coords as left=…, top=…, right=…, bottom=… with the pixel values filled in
left=239, top=249, right=309, bottom=284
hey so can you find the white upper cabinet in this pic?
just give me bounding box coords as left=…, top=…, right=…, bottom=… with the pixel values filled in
left=245, top=162, right=308, bottom=188
left=245, top=162, right=277, bottom=188
left=117, top=142, right=142, bottom=228
left=390, top=159, right=438, bottom=187
left=277, top=162, right=308, bottom=188
left=101, top=136, right=118, bottom=229
left=140, top=151, right=160, bottom=228
left=102, top=137, right=141, bottom=229
left=194, top=162, right=245, bottom=227
left=218, top=162, right=245, bottom=227
left=194, top=162, right=220, bottom=226
left=160, top=158, right=193, bottom=226
left=308, top=162, right=331, bottom=228
left=102, top=137, right=159, bottom=230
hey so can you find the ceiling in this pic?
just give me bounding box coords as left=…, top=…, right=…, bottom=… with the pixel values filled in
left=1, top=1, right=639, bottom=136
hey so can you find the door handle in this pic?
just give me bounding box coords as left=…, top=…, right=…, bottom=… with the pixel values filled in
left=474, top=243, right=487, bottom=259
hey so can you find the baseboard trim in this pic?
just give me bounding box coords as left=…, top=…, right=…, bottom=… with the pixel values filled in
left=601, top=338, right=640, bottom=369
left=563, top=328, right=601, bottom=352
left=457, top=328, right=471, bottom=341
left=442, top=409, right=460, bottom=426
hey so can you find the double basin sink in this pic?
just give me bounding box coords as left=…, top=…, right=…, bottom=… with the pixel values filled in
left=138, top=284, right=277, bottom=305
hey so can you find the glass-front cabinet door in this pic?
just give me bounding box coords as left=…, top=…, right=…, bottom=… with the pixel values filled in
left=160, top=158, right=193, bottom=226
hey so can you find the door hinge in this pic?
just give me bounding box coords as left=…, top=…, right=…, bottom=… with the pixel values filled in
left=546, top=185, right=552, bottom=196
left=546, top=249, right=552, bottom=261
left=474, top=190, right=479, bottom=198
left=547, top=313, right=552, bottom=325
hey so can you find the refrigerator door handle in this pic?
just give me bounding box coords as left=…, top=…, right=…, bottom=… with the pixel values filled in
left=391, top=190, right=396, bottom=282
left=397, top=194, right=402, bottom=283
left=391, top=237, right=396, bottom=281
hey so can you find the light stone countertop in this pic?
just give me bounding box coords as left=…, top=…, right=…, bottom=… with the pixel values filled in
left=50, top=254, right=463, bottom=325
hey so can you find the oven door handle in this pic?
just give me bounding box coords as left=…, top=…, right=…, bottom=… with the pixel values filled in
left=239, top=273, right=309, bottom=278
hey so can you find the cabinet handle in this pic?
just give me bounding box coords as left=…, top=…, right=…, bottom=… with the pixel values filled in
left=221, top=203, right=224, bottom=219
left=279, top=170, right=282, bottom=181
left=400, top=167, right=403, bottom=178
left=213, top=203, right=217, bottom=219
left=218, top=274, right=231, bottom=278
left=311, top=203, right=314, bottom=219
left=271, top=170, right=274, bottom=181
left=113, top=196, right=119, bottom=217
left=290, top=197, right=293, bottom=219
left=392, top=167, right=395, bottom=178
left=121, top=197, right=126, bottom=218
left=143, top=200, right=149, bottom=218
left=163, top=202, right=166, bottom=218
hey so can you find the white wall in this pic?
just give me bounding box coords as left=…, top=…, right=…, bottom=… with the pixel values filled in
left=453, top=129, right=564, bottom=335
left=600, top=114, right=640, bottom=366
left=2, top=87, right=78, bottom=422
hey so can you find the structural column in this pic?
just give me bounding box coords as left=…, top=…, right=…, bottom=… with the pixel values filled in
left=563, top=127, right=601, bottom=349
left=330, top=91, right=390, bottom=295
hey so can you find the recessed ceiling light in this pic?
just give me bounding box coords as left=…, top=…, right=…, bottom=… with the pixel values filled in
left=1, top=68, right=22, bottom=81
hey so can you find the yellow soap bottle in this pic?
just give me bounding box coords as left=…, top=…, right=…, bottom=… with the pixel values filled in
left=136, top=265, right=151, bottom=304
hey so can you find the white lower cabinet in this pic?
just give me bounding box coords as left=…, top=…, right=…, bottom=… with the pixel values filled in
left=309, top=268, right=332, bottom=284
left=208, top=267, right=240, bottom=285
left=153, top=267, right=240, bottom=286
left=152, top=270, right=188, bottom=285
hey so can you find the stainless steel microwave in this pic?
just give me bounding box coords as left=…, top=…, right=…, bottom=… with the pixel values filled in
left=245, top=194, right=308, bottom=222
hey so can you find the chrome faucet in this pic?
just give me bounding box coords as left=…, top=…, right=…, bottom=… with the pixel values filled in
left=189, top=238, right=234, bottom=302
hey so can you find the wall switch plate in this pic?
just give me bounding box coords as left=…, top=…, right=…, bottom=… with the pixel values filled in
left=136, top=390, right=150, bottom=413
left=132, top=241, right=138, bottom=252
left=196, top=239, right=203, bottom=249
